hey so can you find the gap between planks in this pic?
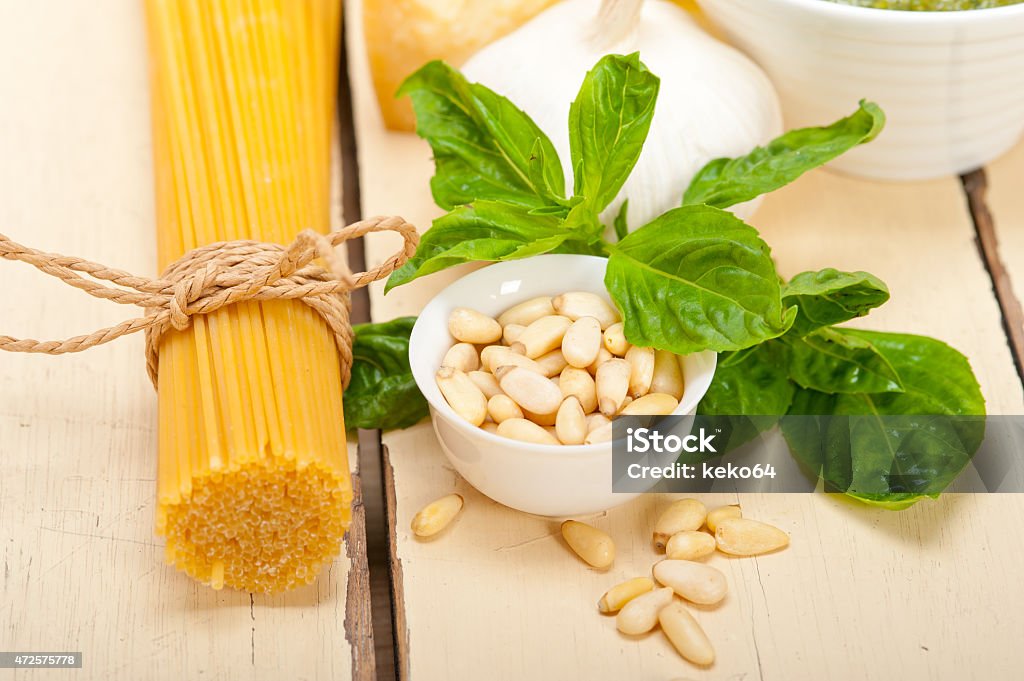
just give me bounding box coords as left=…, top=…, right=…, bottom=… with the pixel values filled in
left=338, top=11, right=401, bottom=681
left=962, top=169, right=1024, bottom=385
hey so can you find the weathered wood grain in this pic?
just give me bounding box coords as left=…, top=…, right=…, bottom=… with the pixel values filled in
left=980, top=141, right=1024, bottom=380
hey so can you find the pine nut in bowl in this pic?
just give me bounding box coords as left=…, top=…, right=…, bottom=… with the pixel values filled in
left=695, top=0, right=1024, bottom=179
left=408, top=254, right=717, bottom=517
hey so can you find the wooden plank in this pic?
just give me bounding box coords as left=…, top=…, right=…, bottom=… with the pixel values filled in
left=979, top=140, right=1024, bottom=378
left=0, top=2, right=368, bottom=679
left=347, top=3, right=1024, bottom=676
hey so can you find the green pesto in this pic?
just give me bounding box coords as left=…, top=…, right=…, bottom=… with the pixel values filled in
left=827, top=0, right=1022, bottom=9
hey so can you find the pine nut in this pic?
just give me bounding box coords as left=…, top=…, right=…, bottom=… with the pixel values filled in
left=616, top=586, right=673, bottom=635
left=555, top=396, right=587, bottom=445
left=596, top=358, right=631, bottom=416
left=598, top=577, right=655, bottom=614
left=665, top=531, right=716, bottom=561
left=586, top=413, right=611, bottom=433
left=659, top=601, right=714, bottom=666
left=510, top=315, right=572, bottom=359
left=497, top=296, right=555, bottom=328
left=523, top=406, right=558, bottom=426
left=481, top=422, right=499, bottom=434
left=705, top=505, right=742, bottom=534
left=482, top=346, right=545, bottom=374
left=584, top=421, right=614, bottom=444
left=587, top=347, right=614, bottom=376
left=436, top=366, right=487, bottom=427
left=487, top=394, right=523, bottom=424
left=535, top=349, right=569, bottom=377
left=503, top=323, right=526, bottom=345
left=654, top=499, right=707, bottom=551
left=602, top=322, right=630, bottom=356
left=552, top=291, right=620, bottom=330
left=562, top=316, right=603, bottom=368
left=653, top=559, right=727, bottom=605
left=619, top=393, right=679, bottom=416
left=651, top=350, right=685, bottom=400
left=496, top=418, right=560, bottom=445
left=561, top=520, right=615, bottom=569
left=448, top=307, right=501, bottom=344
left=442, top=342, right=480, bottom=373
left=496, top=365, right=563, bottom=415
left=560, top=367, right=598, bottom=414
left=410, top=493, right=464, bottom=538
left=715, top=518, right=789, bottom=556
left=625, top=345, right=655, bottom=398
left=467, top=370, right=502, bottom=399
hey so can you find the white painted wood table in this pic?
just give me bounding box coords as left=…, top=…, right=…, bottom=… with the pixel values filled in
left=346, top=0, right=1024, bottom=679
left=3, top=0, right=1024, bottom=679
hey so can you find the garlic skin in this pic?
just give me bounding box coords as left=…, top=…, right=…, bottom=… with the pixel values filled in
left=460, top=0, right=783, bottom=228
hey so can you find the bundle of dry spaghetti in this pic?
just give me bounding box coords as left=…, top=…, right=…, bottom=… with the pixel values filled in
left=144, top=0, right=350, bottom=592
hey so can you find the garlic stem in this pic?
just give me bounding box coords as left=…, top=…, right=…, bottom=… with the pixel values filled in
left=591, top=0, right=644, bottom=49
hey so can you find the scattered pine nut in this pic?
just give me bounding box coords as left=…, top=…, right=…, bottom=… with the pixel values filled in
left=659, top=601, right=715, bottom=666
left=598, top=577, right=655, bottom=614
left=654, top=499, right=707, bottom=551
left=410, top=494, right=464, bottom=538
left=665, top=531, right=716, bottom=561
left=561, top=520, right=615, bottom=569
left=616, top=586, right=673, bottom=635
left=715, top=518, right=789, bottom=556
left=653, top=559, right=728, bottom=605
left=705, top=505, right=742, bottom=534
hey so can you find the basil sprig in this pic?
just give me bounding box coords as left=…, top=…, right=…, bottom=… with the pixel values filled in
left=343, top=317, right=428, bottom=432
left=366, top=52, right=985, bottom=509
left=390, top=53, right=802, bottom=352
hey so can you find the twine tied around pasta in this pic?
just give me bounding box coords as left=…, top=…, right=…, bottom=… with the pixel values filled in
left=0, top=215, right=419, bottom=389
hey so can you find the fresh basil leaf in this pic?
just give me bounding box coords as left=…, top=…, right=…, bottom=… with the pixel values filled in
left=605, top=205, right=796, bottom=353
left=569, top=53, right=659, bottom=213
left=683, top=101, right=885, bottom=209
left=399, top=60, right=566, bottom=210
left=783, top=330, right=985, bottom=509
left=697, top=341, right=795, bottom=450
left=782, top=269, right=889, bottom=336
left=785, top=326, right=904, bottom=394
left=385, top=201, right=572, bottom=291
left=344, top=317, right=428, bottom=431
left=613, top=200, right=630, bottom=242
left=842, top=330, right=985, bottom=416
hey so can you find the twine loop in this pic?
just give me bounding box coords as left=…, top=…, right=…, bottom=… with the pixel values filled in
left=0, top=216, right=419, bottom=389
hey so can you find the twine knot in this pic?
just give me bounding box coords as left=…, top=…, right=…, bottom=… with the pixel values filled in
left=0, top=216, right=420, bottom=389
left=170, top=262, right=219, bottom=331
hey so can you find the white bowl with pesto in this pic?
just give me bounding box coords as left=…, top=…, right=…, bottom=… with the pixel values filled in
left=408, top=255, right=718, bottom=518
left=695, top=0, right=1024, bottom=180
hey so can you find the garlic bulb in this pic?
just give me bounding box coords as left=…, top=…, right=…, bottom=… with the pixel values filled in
left=460, top=0, right=782, bottom=228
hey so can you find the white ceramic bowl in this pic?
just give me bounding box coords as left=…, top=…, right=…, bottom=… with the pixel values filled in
left=695, top=0, right=1024, bottom=180
left=409, top=255, right=718, bottom=517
